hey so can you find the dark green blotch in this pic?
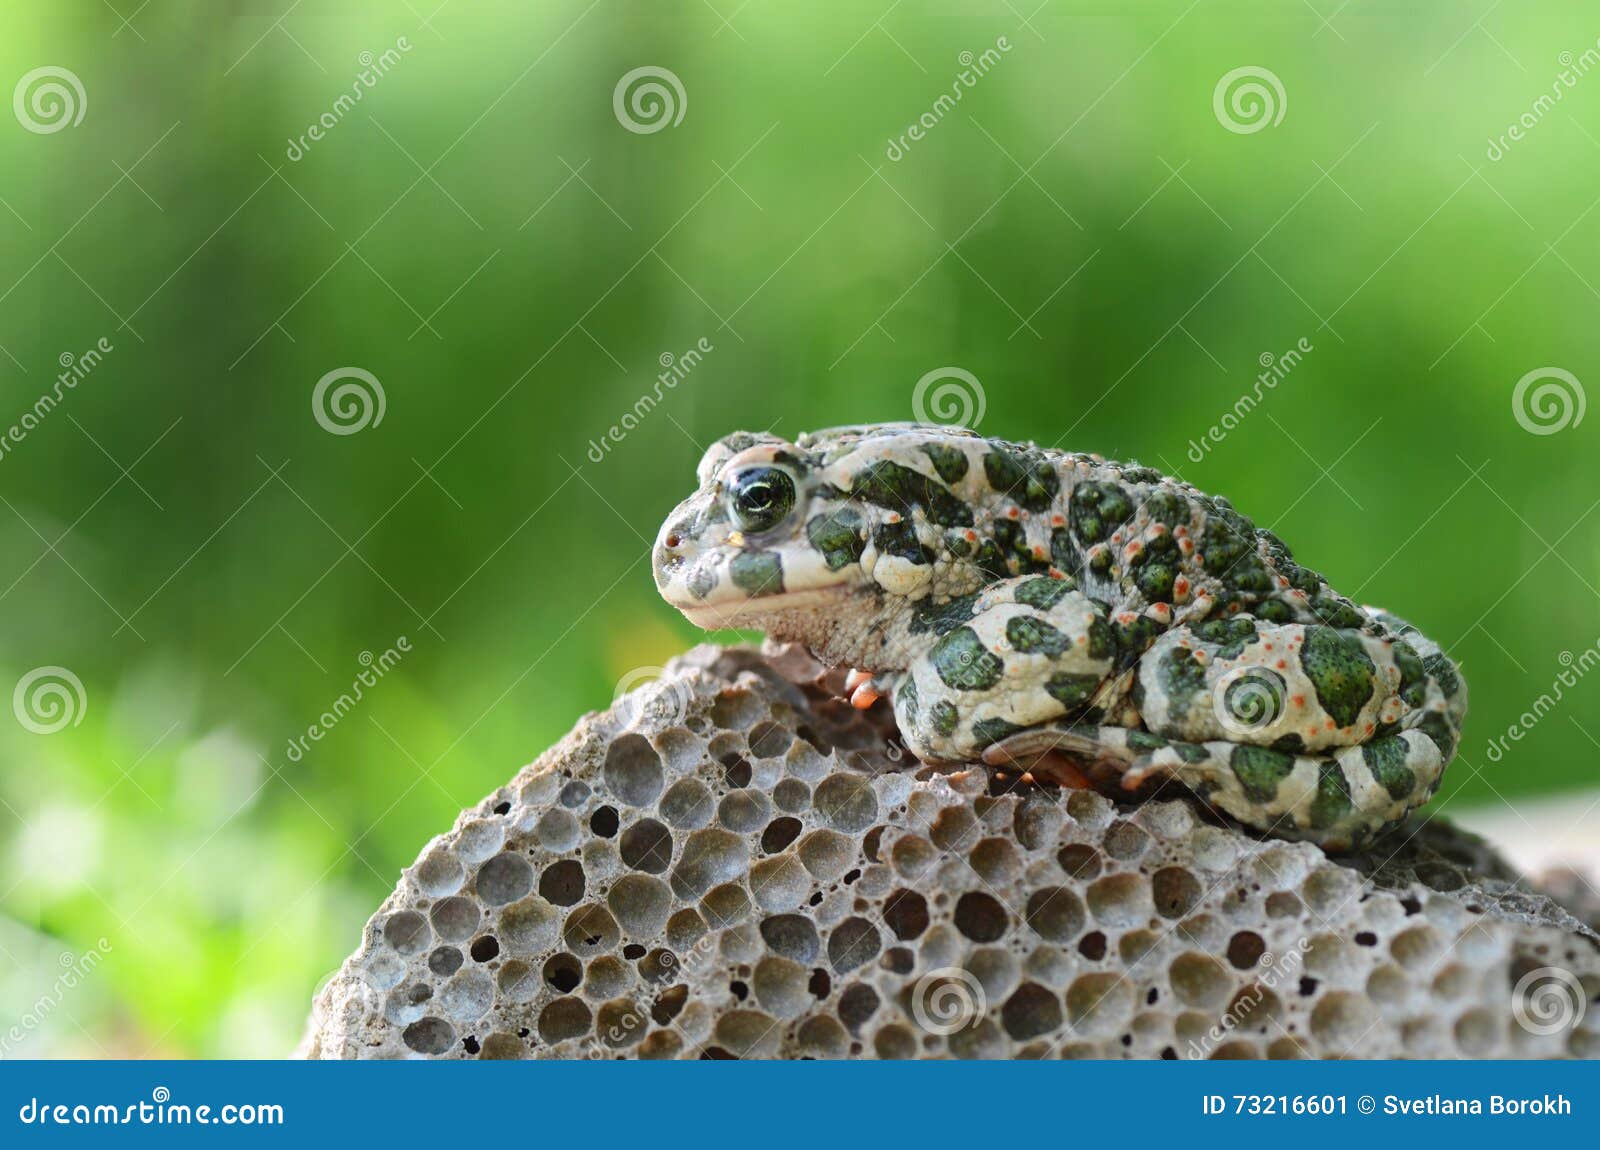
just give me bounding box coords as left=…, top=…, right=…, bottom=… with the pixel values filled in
left=975, top=538, right=1012, bottom=581
left=1144, top=491, right=1190, bottom=528
left=1049, top=527, right=1080, bottom=576
left=874, top=520, right=933, bottom=565
left=1300, top=627, right=1377, bottom=728
left=1392, top=640, right=1427, bottom=708
left=910, top=592, right=981, bottom=636
left=1229, top=744, right=1296, bottom=803
left=970, top=717, right=1024, bottom=749
left=1069, top=482, right=1133, bottom=544
left=1157, top=646, right=1208, bottom=711
left=1133, top=537, right=1179, bottom=603
left=921, top=443, right=969, bottom=485
left=1173, top=741, right=1210, bottom=765
left=1194, top=617, right=1259, bottom=660
left=1111, top=614, right=1162, bottom=671
left=982, top=447, right=1059, bottom=512
left=1254, top=599, right=1292, bottom=624
left=1120, top=466, right=1161, bottom=485
left=1270, top=733, right=1306, bottom=755
left=850, top=460, right=973, bottom=527
left=1309, top=762, right=1353, bottom=830
left=1415, top=712, right=1456, bottom=759
left=1423, top=652, right=1461, bottom=700
left=1087, top=614, right=1117, bottom=662
left=806, top=507, right=866, bottom=571
left=729, top=550, right=783, bottom=597
left=1044, top=672, right=1101, bottom=708
left=1126, top=730, right=1168, bottom=751
left=1006, top=616, right=1069, bottom=657
left=1361, top=736, right=1416, bottom=801
left=1086, top=547, right=1112, bottom=576
left=897, top=676, right=920, bottom=724
left=1015, top=577, right=1073, bottom=611
left=930, top=627, right=1004, bottom=692
left=930, top=700, right=959, bottom=737
left=1311, top=595, right=1366, bottom=629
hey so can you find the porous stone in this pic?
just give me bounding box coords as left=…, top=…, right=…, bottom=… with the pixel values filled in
left=298, top=645, right=1600, bottom=1060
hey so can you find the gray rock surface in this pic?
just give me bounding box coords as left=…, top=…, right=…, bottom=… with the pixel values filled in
left=297, top=644, right=1599, bottom=1059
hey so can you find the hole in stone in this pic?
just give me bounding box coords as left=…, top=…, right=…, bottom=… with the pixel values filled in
left=761, top=816, right=802, bottom=854
left=590, top=806, right=620, bottom=838
left=883, top=889, right=930, bottom=940
left=809, top=968, right=831, bottom=999
left=492, top=801, right=511, bottom=815
left=652, top=984, right=688, bottom=1025
left=543, top=953, right=581, bottom=993
left=721, top=754, right=753, bottom=788
left=620, top=818, right=673, bottom=874
left=1298, top=976, right=1319, bottom=997
left=1057, top=844, right=1101, bottom=880
left=1078, top=931, right=1107, bottom=960
left=622, top=943, right=645, bottom=960
left=539, top=859, right=586, bottom=906
left=1226, top=931, right=1266, bottom=970
left=470, top=936, right=500, bottom=963
left=428, top=946, right=463, bottom=977
left=1355, top=931, right=1378, bottom=947
left=954, top=891, right=1008, bottom=942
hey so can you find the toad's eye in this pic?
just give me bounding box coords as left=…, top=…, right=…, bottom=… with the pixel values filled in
left=725, top=466, right=797, bottom=534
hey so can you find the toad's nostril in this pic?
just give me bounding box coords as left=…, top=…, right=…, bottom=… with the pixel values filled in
left=664, top=533, right=682, bottom=549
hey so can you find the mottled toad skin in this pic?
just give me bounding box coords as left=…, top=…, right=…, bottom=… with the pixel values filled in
left=652, top=424, right=1467, bottom=850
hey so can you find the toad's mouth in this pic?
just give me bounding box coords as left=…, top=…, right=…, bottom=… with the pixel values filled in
left=675, top=585, right=854, bottom=632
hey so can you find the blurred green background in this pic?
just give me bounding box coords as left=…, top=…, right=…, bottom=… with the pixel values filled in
left=1, top=0, right=1597, bottom=1056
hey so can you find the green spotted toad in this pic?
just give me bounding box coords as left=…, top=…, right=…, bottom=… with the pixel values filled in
left=652, top=424, right=1466, bottom=850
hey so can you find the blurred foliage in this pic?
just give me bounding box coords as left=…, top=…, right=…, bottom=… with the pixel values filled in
left=1, top=0, right=1598, bottom=1056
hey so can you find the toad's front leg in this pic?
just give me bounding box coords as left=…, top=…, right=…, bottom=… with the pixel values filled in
left=891, top=576, right=1136, bottom=765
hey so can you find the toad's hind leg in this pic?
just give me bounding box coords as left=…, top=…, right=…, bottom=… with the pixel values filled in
left=1117, top=729, right=1446, bottom=850
left=984, top=724, right=1446, bottom=850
